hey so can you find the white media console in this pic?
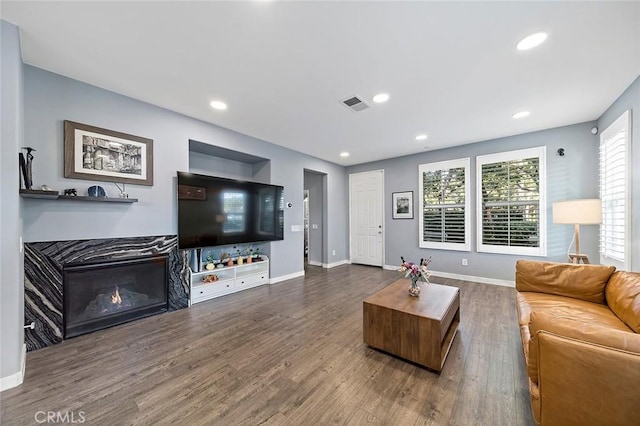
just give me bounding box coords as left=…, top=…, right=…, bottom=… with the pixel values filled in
left=189, top=256, right=269, bottom=304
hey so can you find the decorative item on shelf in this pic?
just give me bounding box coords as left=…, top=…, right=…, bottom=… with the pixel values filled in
left=87, top=185, right=106, bottom=197
left=246, top=249, right=253, bottom=264
left=19, top=147, right=36, bottom=189
left=254, top=248, right=262, bottom=261
left=63, top=188, right=77, bottom=196
left=114, top=182, right=129, bottom=198
left=205, top=252, right=215, bottom=271
left=220, top=251, right=233, bottom=266
left=201, top=274, right=219, bottom=283
left=400, top=256, right=432, bottom=297
left=236, top=247, right=243, bottom=265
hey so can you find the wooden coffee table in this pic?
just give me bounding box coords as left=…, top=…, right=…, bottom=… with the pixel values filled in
left=363, top=279, right=460, bottom=372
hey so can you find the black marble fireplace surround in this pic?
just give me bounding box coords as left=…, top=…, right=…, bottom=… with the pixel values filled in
left=24, top=235, right=189, bottom=351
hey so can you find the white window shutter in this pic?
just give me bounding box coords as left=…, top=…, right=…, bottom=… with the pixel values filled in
left=476, top=147, right=546, bottom=256
left=600, top=110, right=631, bottom=270
left=419, top=158, right=470, bottom=251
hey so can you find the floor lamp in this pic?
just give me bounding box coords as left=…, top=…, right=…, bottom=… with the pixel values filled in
left=552, top=199, right=602, bottom=264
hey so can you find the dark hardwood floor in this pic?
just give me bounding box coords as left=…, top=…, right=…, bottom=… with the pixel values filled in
left=1, top=264, right=534, bottom=426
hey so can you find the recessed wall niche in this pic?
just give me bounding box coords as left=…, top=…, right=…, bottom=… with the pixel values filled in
left=188, top=140, right=271, bottom=183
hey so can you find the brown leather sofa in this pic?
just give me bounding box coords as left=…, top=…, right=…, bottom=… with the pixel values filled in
left=515, top=260, right=640, bottom=425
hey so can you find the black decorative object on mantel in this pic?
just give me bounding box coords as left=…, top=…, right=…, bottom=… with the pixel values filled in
left=23, top=147, right=35, bottom=188
left=19, top=147, right=36, bottom=189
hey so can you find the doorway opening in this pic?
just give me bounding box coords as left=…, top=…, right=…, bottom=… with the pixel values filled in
left=303, top=170, right=327, bottom=268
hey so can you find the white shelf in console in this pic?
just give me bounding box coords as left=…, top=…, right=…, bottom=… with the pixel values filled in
left=190, top=256, right=269, bottom=304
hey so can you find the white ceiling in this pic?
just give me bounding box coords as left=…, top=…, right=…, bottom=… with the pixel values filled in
left=2, top=1, right=639, bottom=166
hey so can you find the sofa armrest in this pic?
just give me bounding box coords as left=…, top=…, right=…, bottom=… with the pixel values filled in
left=515, top=260, right=615, bottom=304
left=537, top=331, right=640, bottom=425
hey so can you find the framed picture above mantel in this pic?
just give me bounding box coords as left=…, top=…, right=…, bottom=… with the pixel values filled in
left=64, top=120, right=154, bottom=186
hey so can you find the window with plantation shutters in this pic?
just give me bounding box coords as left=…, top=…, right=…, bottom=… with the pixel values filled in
left=599, top=110, right=631, bottom=270
left=476, top=147, right=546, bottom=256
left=418, top=158, right=470, bottom=251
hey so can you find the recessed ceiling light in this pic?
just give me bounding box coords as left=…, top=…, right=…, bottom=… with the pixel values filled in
left=512, top=111, right=530, bottom=119
left=415, top=134, right=428, bottom=141
left=340, top=152, right=350, bottom=157
left=372, top=93, right=390, bottom=103
left=210, top=100, right=227, bottom=110
left=517, top=32, right=548, bottom=51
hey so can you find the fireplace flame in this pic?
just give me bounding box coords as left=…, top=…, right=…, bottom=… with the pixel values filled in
left=111, top=286, right=122, bottom=304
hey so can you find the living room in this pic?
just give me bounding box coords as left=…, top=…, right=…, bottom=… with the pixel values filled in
left=1, top=1, right=639, bottom=424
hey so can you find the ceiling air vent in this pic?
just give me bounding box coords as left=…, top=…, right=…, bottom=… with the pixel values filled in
left=342, top=95, right=370, bottom=112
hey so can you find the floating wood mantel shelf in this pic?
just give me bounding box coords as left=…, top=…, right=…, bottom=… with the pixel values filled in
left=20, top=189, right=138, bottom=203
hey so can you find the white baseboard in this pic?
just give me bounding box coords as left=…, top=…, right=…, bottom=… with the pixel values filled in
left=323, top=259, right=350, bottom=269
left=270, top=270, right=305, bottom=284
left=0, top=344, right=26, bottom=391
left=382, top=265, right=514, bottom=287
left=307, top=259, right=351, bottom=268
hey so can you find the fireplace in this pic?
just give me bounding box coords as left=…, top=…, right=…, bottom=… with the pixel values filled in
left=63, top=255, right=169, bottom=339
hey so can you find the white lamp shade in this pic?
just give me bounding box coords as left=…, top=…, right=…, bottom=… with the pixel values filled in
left=552, top=199, right=602, bottom=224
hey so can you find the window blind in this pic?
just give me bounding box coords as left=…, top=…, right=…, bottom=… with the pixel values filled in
left=476, top=147, right=546, bottom=256
left=599, top=110, right=630, bottom=268
left=419, top=159, right=470, bottom=251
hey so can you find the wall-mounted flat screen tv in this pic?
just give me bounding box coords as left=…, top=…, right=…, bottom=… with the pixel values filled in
left=177, top=172, right=284, bottom=249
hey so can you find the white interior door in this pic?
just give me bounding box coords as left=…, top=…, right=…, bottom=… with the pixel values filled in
left=349, top=170, right=384, bottom=266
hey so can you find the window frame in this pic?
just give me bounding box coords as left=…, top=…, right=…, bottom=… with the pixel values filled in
left=476, top=146, right=547, bottom=256
left=599, top=110, right=631, bottom=270
left=418, top=158, right=471, bottom=251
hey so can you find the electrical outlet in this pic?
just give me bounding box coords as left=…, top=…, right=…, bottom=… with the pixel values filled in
left=462, top=258, right=468, bottom=266
left=332, top=250, right=336, bottom=256
left=20, top=236, right=23, bottom=254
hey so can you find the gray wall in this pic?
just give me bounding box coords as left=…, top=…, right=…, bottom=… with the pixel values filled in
left=189, top=151, right=254, bottom=180
left=304, top=171, right=325, bottom=264
left=22, top=65, right=350, bottom=279
left=1, top=20, right=25, bottom=382
left=597, top=75, right=640, bottom=272
left=348, top=122, right=600, bottom=282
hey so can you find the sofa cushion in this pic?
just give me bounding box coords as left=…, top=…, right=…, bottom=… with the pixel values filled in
left=516, top=292, right=629, bottom=330
left=527, top=310, right=637, bottom=384
left=515, top=260, right=615, bottom=304
left=606, top=271, right=640, bottom=333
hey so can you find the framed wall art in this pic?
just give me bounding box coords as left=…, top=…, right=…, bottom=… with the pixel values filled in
left=392, top=191, right=413, bottom=219
left=64, top=120, right=153, bottom=186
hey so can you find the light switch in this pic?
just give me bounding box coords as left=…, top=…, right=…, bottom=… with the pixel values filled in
left=291, top=225, right=302, bottom=232
left=312, top=224, right=318, bottom=229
